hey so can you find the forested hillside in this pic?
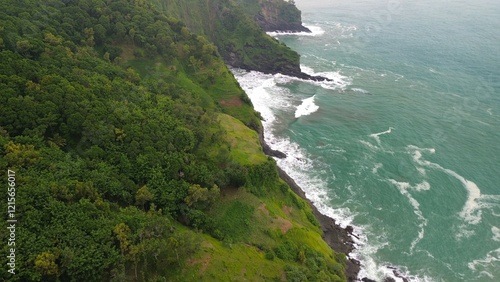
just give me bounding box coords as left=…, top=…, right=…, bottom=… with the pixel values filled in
left=0, top=0, right=348, bottom=281
left=149, top=0, right=303, bottom=75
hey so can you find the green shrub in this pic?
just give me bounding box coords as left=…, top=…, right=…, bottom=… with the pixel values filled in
left=284, top=265, right=307, bottom=282
left=265, top=250, right=275, bottom=260
left=226, top=162, right=247, bottom=187
left=306, top=211, right=320, bottom=227
left=274, top=240, right=298, bottom=261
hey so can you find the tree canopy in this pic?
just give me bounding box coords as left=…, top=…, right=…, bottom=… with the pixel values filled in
left=0, top=0, right=348, bottom=281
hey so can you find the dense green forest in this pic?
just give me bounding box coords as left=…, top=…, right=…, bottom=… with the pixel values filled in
left=148, top=0, right=303, bottom=75
left=0, top=0, right=347, bottom=281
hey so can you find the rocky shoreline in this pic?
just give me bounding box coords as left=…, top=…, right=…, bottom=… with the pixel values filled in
left=259, top=130, right=361, bottom=281
left=277, top=167, right=361, bottom=281
left=235, top=64, right=332, bottom=83
left=259, top=128, right=414, bottom=282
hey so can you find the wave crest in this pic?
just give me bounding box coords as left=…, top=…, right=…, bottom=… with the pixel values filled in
left=295, top=95, right=319, bottom=118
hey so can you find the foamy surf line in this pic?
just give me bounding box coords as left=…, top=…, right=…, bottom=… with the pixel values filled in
left=300, top=65, right=352, bottom=89
left=234, top=66, right=350, bottom=94
left=266, top=25, right=325, bottom=37
left=231, top=68, right=433, bottom=282
left=351, top=87, right=370, bottom=94
left=230, top=68, right=353, bottom=227
left=370, top=127, right=394, bottom=146
left=387, top=179, right=428, bottom=253
left=407, top=145, right=485, bottom=225
left=468, top=248, right=500, bottom=280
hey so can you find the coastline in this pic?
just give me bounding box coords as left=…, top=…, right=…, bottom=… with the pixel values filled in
left=259, top=130, right=361, bottom=281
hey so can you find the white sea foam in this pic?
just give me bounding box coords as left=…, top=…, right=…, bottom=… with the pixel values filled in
left=300, top=65, right=315, bottom=75
left=387, top=179, right=428, bottom=252
left=266, top=25, right=325, bottom=37
left=322, top=21, right=357, bottom=38
left=351, top=87, right=370, bottom=94
left=303, top=54, right=337, bottom=66
left=417, top=167, right=427, bottom=177
left=273, top=135, right=355, bottom=228
left=481, top=194, right=500, bottom=205
left=355, top=238, right=436, bottom=282
left=354, top=235, right=391, bottom=281
left=372, top=163, right=383, bottom=174
left=300, top=64, right=351, bottom=90
left=359, top=140, right=379, bottom=151
left=295, top=95, right=319, bottom=118
left=415, top=181, right=431, bottom=192
left=369, top=127, right=394, bottom=146
left=407, top=145, right=487, bottom=225
left=491, top=226, right=500, bottom=242
left=231, top=70, right=295, bottom=123
left=240, top=64, right=350, bottom=93
left=468, top=248, right=500, bottom=279
left=304, top=25, right=326, bottom=36
left=332, top=22, right=357, bottom=31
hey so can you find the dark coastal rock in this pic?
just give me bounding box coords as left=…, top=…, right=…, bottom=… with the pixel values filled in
left=361, top=267, right=410, bottom=282
left=346, top=259, right=362, bottom=282
left=241, top=65, right=332, bottom=83
left=238, top=62, right=332, bottom=82
left=255, top=12, right=311, bottom=33
left=295, top=71, right=332, bottom=82
left=258, top=130, right=287, bottom=159
left=250, top=0, right=311, bottom=33
left=346, top=225, right=354, bottom=233
left=388, top=267, right=410, bottom=282
left=265, top=147, right=287, bottom=158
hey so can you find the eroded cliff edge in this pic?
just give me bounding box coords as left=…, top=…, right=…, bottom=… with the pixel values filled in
left=235, top=0, right=311, bottom=32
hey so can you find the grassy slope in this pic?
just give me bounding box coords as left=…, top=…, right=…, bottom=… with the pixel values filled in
left=218, top=114, right=266, bottom=166
left=173, top=175, right=346, bottom=281
left=169, top=114, right=346, bottom=281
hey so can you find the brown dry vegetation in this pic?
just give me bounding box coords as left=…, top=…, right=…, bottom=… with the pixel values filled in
left=219, top=96, right=244, bottom=107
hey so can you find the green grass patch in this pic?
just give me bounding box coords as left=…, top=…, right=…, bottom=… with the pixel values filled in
left=213, top=200, right=254, bottom=241
left=218, top=113, right=266, bottom=166
left=181, top=236, right=286, bottom=281
left=283, top=227, right=334, bottom=258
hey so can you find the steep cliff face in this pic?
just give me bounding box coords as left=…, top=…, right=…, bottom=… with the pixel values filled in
left=213, top=2, right=303, bottom=75
left=255, top=0, right=310, bottom=32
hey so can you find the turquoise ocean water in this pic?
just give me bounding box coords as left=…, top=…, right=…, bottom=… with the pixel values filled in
left=233, top=0, right=500, bottom=281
